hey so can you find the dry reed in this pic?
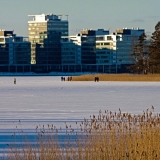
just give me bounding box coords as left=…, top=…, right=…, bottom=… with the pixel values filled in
left=6, top=107, right=160, bottom=160
left=72, top=74, right=160, bottom=81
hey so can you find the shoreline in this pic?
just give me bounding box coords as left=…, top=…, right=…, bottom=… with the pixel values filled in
left=72, top=74, right=160, bottom=82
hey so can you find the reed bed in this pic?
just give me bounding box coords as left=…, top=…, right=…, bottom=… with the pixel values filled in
left=72, top=74, right=160, bottom=81
left=6, top=107, right=160, bottom=160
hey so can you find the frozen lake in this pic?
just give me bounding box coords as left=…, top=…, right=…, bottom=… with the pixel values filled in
left=0, top=76, right=160, bottom=153
left=0, top=76, right=160, bottom=119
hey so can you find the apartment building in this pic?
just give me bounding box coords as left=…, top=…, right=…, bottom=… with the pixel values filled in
left=61, top=29, right=110, bottom=64
left=61, top=29, right=118, bottom=72
left=28, top=14, right=68, bottom=64
left=0, top=16, right=145, bottom=74
left=60, top=28, right=145, bottom=73
left=116, top=28, right=145, bottom=72
left=0, top=30, right=31, bottom=72
left=95, top=33, right=117, bottom=72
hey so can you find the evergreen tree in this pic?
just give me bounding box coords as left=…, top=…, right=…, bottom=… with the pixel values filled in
left=148, top=22, right=160, bottom=73
left=128, top=33, right=148, bottom=74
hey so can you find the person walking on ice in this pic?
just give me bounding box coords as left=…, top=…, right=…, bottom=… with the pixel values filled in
left=14, top=78, right=16, bottom=84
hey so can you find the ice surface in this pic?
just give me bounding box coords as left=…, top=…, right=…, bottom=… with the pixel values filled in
left=0, top=76, right=160, bottom=152
left=0, top=76, right=160, bottom=127
left=0, top=76, right=160, bottom=120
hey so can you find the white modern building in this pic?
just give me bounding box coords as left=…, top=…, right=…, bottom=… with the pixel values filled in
left=28, top=14, right=68, bottom=64
left=95, top=34, right=117, bottom=72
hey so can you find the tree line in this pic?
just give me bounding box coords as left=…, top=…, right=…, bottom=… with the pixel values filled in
left=128, top=22, right=160, bottom=74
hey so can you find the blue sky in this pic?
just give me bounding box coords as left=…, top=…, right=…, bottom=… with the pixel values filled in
left=0, top=0, right=159, bottom=36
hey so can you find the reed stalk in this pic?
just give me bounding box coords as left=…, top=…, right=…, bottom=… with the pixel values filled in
left=6, top=108, right=160, bottom=160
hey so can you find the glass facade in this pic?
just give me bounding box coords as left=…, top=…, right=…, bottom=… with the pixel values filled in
left=36, top=32, right=61, bottom=64
left=0, top=44, right=9, bottom=64
left=61, top=42, right=76, bottom=64
left=0, top=31, right=31, bottom=65
left=81, top=41, right=96, bottom=64
left=13, top=43, right=31, bottom=64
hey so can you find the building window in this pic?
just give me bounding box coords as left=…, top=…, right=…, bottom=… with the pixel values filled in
left=107, top=36, right=112, bottom=40
left=30, top=32, right=35, bottom=34
left=96, top=37, right=104, bottom=40
left=29, top=36, right=34, bottom=39
left=104, top=43, right=110, bottom=45
left=0, top=38, right=4, bottom=42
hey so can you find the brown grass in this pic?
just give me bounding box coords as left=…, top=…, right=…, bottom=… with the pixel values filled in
left=6, top=107, right=160, bottom=160
left=72, top=74, right=160, bottom=81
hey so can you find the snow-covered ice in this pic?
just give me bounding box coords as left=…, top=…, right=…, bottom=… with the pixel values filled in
left=0, top=76, right=160, bottom=120
left=0, top=76, right=160, bottom=152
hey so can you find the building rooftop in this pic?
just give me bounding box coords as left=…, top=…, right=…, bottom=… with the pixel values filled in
left=0, top=30, right=13, bottom=37
left=116, top=28, right=145, bottom=36
left=28, top=14, right=68, bottom=22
